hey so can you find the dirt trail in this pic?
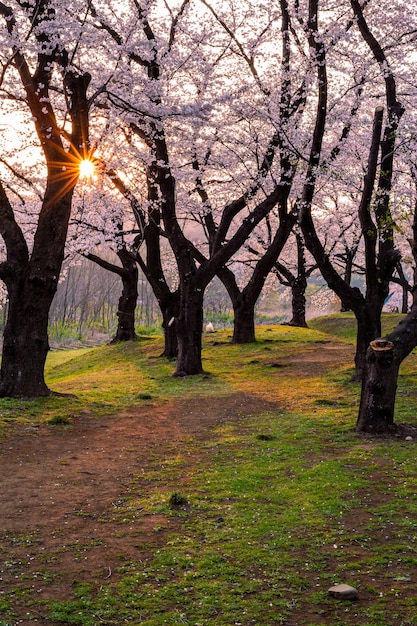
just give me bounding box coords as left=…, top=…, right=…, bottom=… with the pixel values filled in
left=0, top=393, right=277, bottom=624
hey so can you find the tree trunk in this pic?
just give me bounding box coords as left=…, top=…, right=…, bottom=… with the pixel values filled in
left=356, top=307, right=417, bottom=432
left=352, top=308, right=381, bottom=382
left=288, top=284, right=307, bottom=327
left=162, top=314, right=178, bottom=358
left=0, top=279, right=54, bottom=397
left=216, top=266, right=256, bottom=344
left=0, top=9, right=91, bottom=398
left=218, top=214, right=297, bottom=344
left=232, top=299, right=256, bottom=344
left=401, top=286, right=408, bottom=314
left=0, top=184, right=78, bottom=398
left=394, top=262, right=410, bottom=314
left=288, top=234, right=308, bottom=327
left=111, top=249, right=138, bottom=343
left=288, top=276, right=307, bottom=327
left=356, top=339, right=398, bottom=433
left=160, top=291, right=179, bottom=358
left=174, top=278, right=204, bottom=376
left=274, top=233, right=309, bottom=328
left=340, top=248, right=355, bottom=312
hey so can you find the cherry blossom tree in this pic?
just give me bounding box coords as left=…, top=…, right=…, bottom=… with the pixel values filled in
left=65, top=125, right=181, bottom=355
left=81, top=0, right=303, bottom=375
left=356, top=151, right=417, bottom=431
left=107, top=168, right=180, bottom=355
left=290, top=0, right=417, bottom=430
left=0, top=0, right=91, bottom=396
left=298, top=0, right=411, bottom=384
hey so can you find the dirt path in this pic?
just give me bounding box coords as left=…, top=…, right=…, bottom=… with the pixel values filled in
left=0, top=393, right=277, bottom=624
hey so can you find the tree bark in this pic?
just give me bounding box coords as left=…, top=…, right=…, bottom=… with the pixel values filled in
left=352, top=305, right=382, bottom=382
left=356, top=309, right=417, bottom=432
left=0, top=278, right=54, bottom=396
left=87, top=248, right=139, bottom=343
left=111, top=249, right=138, bottom=342
left=216, top=266, right=256, bottom=344
left=174, top=277, right=204, bottom=376
left=275, top=233, right=308, bottom=328
left=232, top=299, right=256, bottom=344
left=288, top=276, right=308, bottom=327
left=0, top=179, right=79, bottom=397
left=356, top=339, right=398, bottom=433
left=160, top=291, right=179, bottom=358
left=391, top=263, right=411, bottom=314
left=0, top=182, right=78, bottom=396
left=339, top=246, right=358, bottom=312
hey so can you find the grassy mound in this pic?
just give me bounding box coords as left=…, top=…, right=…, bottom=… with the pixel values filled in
left=309, top=311, right=407, bottom=343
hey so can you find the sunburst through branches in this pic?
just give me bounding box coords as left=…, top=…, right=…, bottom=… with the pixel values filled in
left=79, top=158, right=96, bottom=180
left=47, top=147, right=98, bottom=204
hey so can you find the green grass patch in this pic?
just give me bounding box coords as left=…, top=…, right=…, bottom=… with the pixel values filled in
left=0, top=323, right=338, bottom=431
left=309, top=312, right=407, bottom=343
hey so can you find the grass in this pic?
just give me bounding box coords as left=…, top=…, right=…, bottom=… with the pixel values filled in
left=0, top=324, right=337, bottom=431
left=308, top=311, right=407, bottom=343
left=44, top=409, right=417, bottom=625
left=1, top=317, right=417, bottom=625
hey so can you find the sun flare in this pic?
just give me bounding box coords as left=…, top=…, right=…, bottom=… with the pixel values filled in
left=79, top=158, right=96, bottom=180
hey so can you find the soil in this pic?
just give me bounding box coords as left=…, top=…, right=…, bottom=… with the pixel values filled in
left=0, top=340, right=412, bottom=625
left=1, top=391, right=281, bottom=625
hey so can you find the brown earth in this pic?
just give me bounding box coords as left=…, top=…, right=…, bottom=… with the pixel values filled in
left=0, top=392, right=279, bottom=626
